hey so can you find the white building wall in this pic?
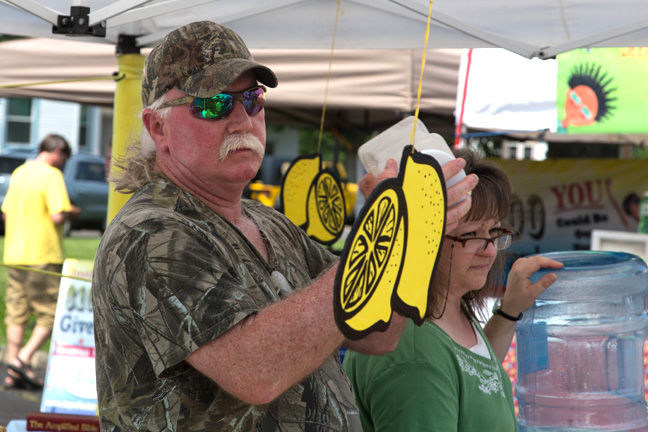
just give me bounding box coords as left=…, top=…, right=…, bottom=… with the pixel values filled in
left=503, top=140, right=548, bottom=161
left=34, top=99, right=81, bottom=152
left=87, top=106, right=103, bottom=154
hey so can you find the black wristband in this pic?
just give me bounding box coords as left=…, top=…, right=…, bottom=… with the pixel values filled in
left=494, top=308, right=523, bottom=322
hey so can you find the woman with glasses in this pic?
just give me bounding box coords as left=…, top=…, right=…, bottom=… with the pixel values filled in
left=343, top=148, right=563, bottom=432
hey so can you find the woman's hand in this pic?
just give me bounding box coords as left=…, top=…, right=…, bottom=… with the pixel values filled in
left=500, top=256, right=564, bottom=317
left=486, top=256, right=563, bottom=362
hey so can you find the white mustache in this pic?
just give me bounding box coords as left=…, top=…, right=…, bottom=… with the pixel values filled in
left=219, top=134, right=265, bottom=161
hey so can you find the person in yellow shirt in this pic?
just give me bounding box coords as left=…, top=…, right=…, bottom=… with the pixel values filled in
left=2, top=134, right=80, bottom=389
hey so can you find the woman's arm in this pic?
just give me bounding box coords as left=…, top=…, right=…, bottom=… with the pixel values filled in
left=484, top=256, right=563, bottom=362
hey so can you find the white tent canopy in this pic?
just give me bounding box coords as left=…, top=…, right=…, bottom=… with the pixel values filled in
left=2, top=0, right=648, bottom=59
left=0, top=37, right=460, bottom=135
left=2, top=1, right=646, bottom=174
left=455, top=49, right=558, bottom=133
left=1, top=1, right=645, bottom=223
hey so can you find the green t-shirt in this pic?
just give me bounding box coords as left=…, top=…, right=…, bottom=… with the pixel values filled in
left=344, top=317, right=518, bottom=432
left=92, top=175, right=360, bottom=431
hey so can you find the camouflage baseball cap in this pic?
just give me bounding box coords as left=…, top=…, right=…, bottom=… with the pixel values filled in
left=141, top=21, right=278, bottom=106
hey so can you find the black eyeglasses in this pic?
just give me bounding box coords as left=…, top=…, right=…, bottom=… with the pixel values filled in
left=445, top=229, right=513, bottom=253
left=159, top=86, right=266, bottom=120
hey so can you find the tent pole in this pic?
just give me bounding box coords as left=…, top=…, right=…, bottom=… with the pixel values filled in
left=107, top=52, right=145, bottom=227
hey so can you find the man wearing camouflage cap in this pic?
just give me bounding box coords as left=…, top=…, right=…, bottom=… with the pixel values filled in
left=92, top=19, right=479, bottom=430
left=91, top=21, right=416, bottom=431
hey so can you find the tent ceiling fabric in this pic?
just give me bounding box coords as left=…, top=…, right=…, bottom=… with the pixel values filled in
left=0, top=37, right=460, bottom=134
left=1, top=0, right=648, bottom=59
left=0, top=37, right=129, bottom=107
left=3, top=0, right=647, bottom=138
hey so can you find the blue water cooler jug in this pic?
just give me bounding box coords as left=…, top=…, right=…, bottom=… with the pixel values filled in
left=516, top=251, right=648, bottom=431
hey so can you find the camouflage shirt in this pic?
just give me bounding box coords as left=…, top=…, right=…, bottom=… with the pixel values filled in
left=92, top=175, right=360, bottom=431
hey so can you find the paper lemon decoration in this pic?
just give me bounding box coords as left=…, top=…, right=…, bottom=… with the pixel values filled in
left=281, top=153, right=346, bottom=245
left=334, top=146, right=446, bottom=339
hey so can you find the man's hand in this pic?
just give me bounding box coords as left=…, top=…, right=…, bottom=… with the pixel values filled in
left=359, top=157, right=477, bottom=233
left=67, top=205, right=82, bottom=219
left=443, top=158, right=478, bottom=233
left=51, top=205, right=81, bottom=225
left=358, top=158, right=399, bottom=199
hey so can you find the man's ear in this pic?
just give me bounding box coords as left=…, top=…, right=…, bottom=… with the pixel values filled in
left=52, top=146, right=67, bottom=159
left=142, top=109, right=163, bottom=139
left=142, top=109, right=168, bottom=152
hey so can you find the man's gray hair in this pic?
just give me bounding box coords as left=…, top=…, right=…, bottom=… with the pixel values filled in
left=109, top=95, right=170, bottom=193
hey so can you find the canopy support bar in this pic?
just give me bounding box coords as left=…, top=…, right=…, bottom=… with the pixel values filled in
left=2, top=0, right=59, bottom=25
left=540, top=16, right=648, bottom=59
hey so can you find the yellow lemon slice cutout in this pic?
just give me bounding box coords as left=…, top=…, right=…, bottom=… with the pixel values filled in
left=334, top=183, right=406, bottom=338
left=334, top=145, right=446, bottom=339
left=306, top=169, right=346, bottom=245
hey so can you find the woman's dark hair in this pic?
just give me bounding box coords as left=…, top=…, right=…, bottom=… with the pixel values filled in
left=429, top=148, right=512, bottom=320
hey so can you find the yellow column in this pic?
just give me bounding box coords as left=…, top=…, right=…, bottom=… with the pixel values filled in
left=107, top=53, right=145, bottom=226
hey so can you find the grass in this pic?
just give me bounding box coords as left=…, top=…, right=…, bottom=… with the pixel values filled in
left=0, top=235, right=102, bottom=351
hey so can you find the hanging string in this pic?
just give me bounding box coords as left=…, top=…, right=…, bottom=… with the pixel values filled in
left=409, top=0, right=435, bottom=151
left=0, top=263, right=92, bottom=282
left=0, top=73, right=127, bottom=89
left=317, top=0, right=342, bottom=155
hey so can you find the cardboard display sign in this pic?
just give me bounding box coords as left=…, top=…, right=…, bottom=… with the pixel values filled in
left=40, top=259, right=97, bottom=416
